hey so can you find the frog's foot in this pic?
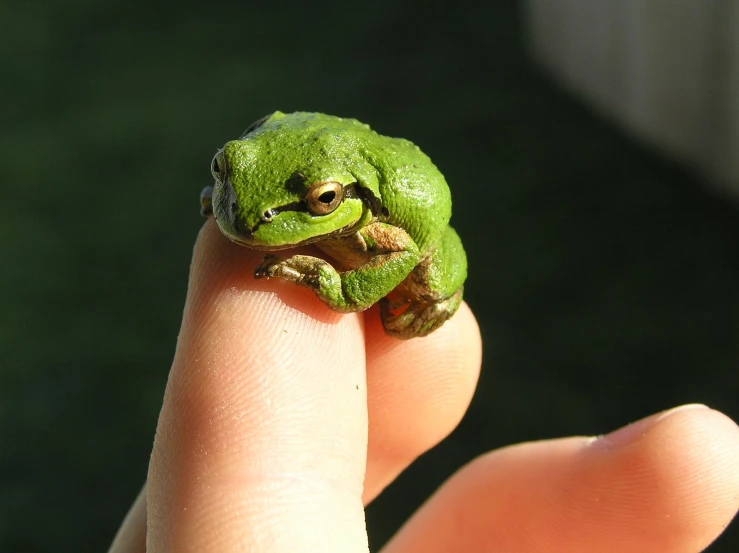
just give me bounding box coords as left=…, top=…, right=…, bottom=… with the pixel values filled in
left=255, top=254, right=330, bottom=288
left=200, top=186, right=213, bottom=217
left=254, top=254, right=349, bottom=310
left=380, top=289, right=463, bottom=339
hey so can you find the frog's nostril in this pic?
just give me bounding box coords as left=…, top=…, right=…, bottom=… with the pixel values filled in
left=263, top=208, right=277, bottom=221
left=230, top=202, right=238, bottom=213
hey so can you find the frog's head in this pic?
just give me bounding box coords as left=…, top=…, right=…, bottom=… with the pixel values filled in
left=208, top=112, right=379, bottom=249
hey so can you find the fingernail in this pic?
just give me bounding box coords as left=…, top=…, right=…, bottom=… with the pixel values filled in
left=594, top=404, right=709, bottom=448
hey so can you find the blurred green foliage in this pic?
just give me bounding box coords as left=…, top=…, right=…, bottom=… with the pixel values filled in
left=1, top=1, right=738, bottom=551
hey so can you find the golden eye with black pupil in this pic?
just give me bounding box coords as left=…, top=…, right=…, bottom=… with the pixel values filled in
left=305, top=181, right=344, bottom=215
left=211, top=151, right=225, bottom=182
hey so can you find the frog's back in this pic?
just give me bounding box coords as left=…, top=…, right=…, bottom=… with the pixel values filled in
left=253, top=112, right=453, bottom=254
left=362, top=131, right=452, bottom=254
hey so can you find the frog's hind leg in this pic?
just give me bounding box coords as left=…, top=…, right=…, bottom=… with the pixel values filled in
left=381, top=288, right=463, bottom=338
left=380, top=226, right=467, bottom=339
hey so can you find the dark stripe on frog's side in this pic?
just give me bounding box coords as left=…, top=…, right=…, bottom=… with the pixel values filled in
left=351, top=185, right=388, bottom=218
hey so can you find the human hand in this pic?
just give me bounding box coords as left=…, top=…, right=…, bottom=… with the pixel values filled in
left=109, top=220, right=739, bottom=552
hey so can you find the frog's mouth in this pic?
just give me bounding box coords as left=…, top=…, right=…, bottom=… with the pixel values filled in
left=210, top=177, right=274, bottom=247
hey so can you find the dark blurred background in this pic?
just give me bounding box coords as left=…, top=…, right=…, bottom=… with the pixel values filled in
left=2, top=1, right=738, bottom=551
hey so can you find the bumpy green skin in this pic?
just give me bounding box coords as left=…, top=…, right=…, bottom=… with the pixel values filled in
left=201, top=111, right=467, bottom=339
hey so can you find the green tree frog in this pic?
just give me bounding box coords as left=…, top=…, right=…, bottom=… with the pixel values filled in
left=200, top=111, right=467, bottom=339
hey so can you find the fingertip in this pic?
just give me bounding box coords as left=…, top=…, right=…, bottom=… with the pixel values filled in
left=149, top=222, right=370, bottom=551
left=362, top=302, right=482, bottom=502
left=575, top=405, right=739, bottom=552
left=190, top=219, right=344, bottom=323
left=384, top=407, right=739, bottom=553
left=600, top=406, right=739, bottom=530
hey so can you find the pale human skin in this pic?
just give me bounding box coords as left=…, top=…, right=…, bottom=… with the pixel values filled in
left=109, top=220, right=739, bottom=552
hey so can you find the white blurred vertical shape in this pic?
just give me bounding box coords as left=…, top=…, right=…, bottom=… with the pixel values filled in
left=712, top=0, right=739, bottom=186
left=525, top=0, right=739, bottom=197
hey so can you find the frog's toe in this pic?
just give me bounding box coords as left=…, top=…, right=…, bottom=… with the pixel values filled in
left=200, top=186, right=214, bottom=217
left=253, top=254, right=339, bottom=295
left=254, top=255, right=282, bottom=279
left=380, top=289, right=463, bottom=339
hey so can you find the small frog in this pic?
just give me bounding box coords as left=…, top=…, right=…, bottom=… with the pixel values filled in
left=200, top=111, right=466, bottom=339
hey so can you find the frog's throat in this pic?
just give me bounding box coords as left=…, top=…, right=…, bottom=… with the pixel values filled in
left=224, top=212, right=372, bottom=250
left=222, top=233, right=340, bottom=251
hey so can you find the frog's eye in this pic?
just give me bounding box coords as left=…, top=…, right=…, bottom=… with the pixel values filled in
left=211, top=151, right=225, bottom=182
left=305, top=181, right=344, bottom=215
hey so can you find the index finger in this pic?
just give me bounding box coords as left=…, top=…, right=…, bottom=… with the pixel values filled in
left=147, top=220, right=370, bottom=552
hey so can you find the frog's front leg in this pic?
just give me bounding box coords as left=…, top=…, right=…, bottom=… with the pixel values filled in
left=254, top=223, right=420, bottom=312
